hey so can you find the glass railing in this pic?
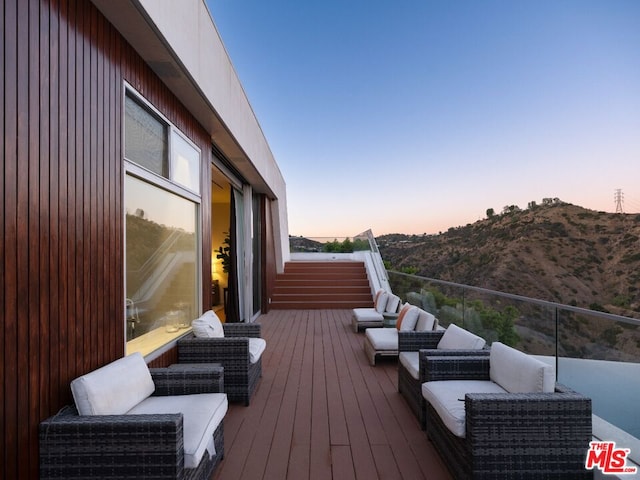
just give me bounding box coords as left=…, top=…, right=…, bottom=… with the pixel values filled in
left=388, top=270, right=640, bottom=447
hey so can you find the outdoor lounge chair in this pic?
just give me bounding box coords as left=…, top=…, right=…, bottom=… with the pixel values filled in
left=422, top=343, right=592, bottom=480
left=363, top=304, right=438, bottom=365
left=397, top=323, right=488, bottom=428
left=178, top=310, right=266, bottom=406
left=351, top=289, right=401, bottom=332
left=39, top=352, right=227, bottom=480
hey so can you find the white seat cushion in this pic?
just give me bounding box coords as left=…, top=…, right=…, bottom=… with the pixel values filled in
left=352, top=308, right=384, bottom=322
left=365, top=328, right=398, bottom=350
left=437, top=324, right=486, bottom=350
left=249, top=337, right=267, bottom=364
left=71, top=352, right=155, bottom=416
left=490, top=342, right=555, bottom=393
left=422, top=380, right=507, bottom=437
left=399, top=352, right=419, bottom=380
left=127, top=393, right=228, bottom=469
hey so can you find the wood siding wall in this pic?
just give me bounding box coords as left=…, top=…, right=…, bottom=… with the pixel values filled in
left=1, top=1, right=212, bottom=477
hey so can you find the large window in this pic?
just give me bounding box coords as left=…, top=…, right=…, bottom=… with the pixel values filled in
left=124, top=87, right=201, bottom=358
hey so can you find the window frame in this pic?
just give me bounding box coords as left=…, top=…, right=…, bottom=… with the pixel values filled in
left=123, top=84, right=203, bottom=359
left=123, top=84, right=202, bottom=198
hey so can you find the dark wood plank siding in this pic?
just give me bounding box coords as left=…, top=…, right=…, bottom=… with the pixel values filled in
left=0, top=0, right=5, bottom=465
left=1, top=1, right=212, bottom=477
left=147, top=348, right=179, bottom=369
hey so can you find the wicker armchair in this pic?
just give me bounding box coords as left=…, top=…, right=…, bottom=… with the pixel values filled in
left=397, top=328, right=489, bottom=429
left=40, top=366, right=225, bottom=480
left=423, top=354, right=593, bottom=480
left=178, top=322, right=263, bottom=405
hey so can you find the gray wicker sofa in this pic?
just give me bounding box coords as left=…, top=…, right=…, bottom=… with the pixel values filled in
left=397, top=324, right=488, bottom=429
left=39, top=352, right=227, bottom=479
left=422, top=343, right=593, bottom=480
left=178, top=322, right=264, bottom=405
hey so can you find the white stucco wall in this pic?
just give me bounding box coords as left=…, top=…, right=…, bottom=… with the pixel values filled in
left=136, top=0, right=290, bottom=266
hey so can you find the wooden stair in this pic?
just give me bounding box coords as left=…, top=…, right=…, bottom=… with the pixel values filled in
left=270, top=261, right=374, bottom=309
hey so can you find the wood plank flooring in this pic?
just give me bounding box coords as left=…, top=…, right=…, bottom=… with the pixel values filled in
left=213, top=309, right=452, bottom=480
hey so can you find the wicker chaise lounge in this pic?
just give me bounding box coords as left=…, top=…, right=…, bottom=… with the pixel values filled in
left=397, top=323, right=488, bottom=429
left=178, top=311, right=265, bottom=406
left=39, top=353, right=227, bottom=480
left=422, top=343, right=593, bottom=480
left=364, top=304, right=439, bottom=365
left=351, top=289, right=401, bottom=332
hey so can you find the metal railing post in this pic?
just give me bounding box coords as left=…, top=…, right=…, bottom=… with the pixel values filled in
left=462, top=289, right=466, bottom=327
left=555, top=307, right=559, bottom=381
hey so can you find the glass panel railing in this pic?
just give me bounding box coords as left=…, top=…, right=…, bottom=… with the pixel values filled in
left=388, top=270, right=640, bottom=447
left=556, top=309, right=640, bottom=447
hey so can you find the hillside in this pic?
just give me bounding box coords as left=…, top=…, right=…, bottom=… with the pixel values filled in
left=378, top=201, right=640, bottom=319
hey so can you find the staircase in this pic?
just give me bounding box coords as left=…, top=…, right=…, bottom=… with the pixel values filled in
left=270, top=261, right=374, bottom=309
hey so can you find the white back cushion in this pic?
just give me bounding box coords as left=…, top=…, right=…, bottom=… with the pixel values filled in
left=490, top=342, right=555, bottom=393
left=437, top=324, right=486, bottom=350
left=71, top=352, right=155, bottom=415
left=192, top=310, right=224, bottom=338
left=374, top=291, right=389, bottom=313
left=415, top=310, right=436, bottom=332
left=385, top=294, right=401, bottom=313
left=397, top=306, right=420, bottom=331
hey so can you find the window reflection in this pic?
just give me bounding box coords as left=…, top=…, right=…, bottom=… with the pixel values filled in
left=171, top=131, right=200, bottom=194
left=125, top=175, right=198, bottom=351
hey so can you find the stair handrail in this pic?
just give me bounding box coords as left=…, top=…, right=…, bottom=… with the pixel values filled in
left=355, top=229, right=391, bottom=293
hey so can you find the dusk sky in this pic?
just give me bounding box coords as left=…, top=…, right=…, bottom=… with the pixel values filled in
left=206, top=0, right=640, bottom=237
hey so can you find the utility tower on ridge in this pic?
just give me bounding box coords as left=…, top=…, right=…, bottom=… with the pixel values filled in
left=615, top=189, right=624, bottom=214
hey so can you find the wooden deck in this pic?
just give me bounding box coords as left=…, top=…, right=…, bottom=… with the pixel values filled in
left=213, top=309, right=452, bottom=480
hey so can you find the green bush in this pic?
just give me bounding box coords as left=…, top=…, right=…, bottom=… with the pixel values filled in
left=322, top=237, right=369, bottom=253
